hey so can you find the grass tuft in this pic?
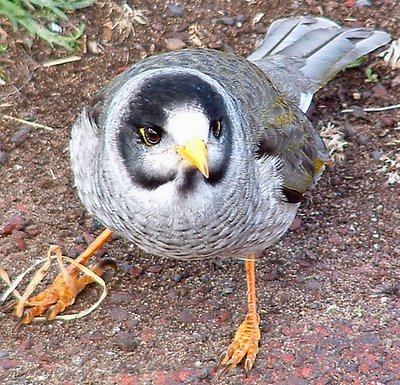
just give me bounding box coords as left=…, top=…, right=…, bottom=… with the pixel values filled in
left=0, top=0, right=94, bottom=49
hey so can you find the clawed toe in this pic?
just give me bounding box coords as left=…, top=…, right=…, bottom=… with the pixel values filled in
left=217, top=313, right=260, bottom=378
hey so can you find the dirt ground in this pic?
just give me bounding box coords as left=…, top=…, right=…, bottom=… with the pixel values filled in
left=1, top=1, right=399, bottom=384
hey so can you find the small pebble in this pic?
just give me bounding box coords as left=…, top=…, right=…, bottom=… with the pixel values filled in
left=356, top=133, right=371, bottom=145
left=11, top=127, right=31, bottom=146
left=130, top=266, right=144, bottom=278
left=0, top=359, right=18, bottom=369
left=111, top=331, right=138, bottom=351
left=173, top=271, right=189, bottom=283
left=356, top=0, right=371, bottom=6
left=25, top=224, right=40, bottom=238
left=371, top=150, right=383, bottom=161
left=148, top=264, right=162, bottom=274
left=0, top=150, right=8, bottom=164
left=289, top=217, right=302, bottom=231
left=87, top=40, right=100, bottom=55
left=110, top=307, right=130, bottom=321
left=179, top=309, right=196, bottom=323
left=0, top=212, right=26, bottom=235
left=221, top=16, right=236, bottom=26
left=372, top=83, right=388, bottom=98
left=349, top=105, right=367, bottom=118
left=221, top=286, right=234, bottom=295
left=165, top=38, right=186, bottom=51
left=102, top=21, right=113, bottom=43
left=13, top=230, right=27, bottom=251
left=166, top=4, right=183, bottom=17
left=48, top=22, right=62, bottom=33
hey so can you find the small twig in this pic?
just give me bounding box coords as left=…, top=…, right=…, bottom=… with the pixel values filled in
left=342, top=104, right=400, bottom=113
left=2, top=114, right=54, bottom=131
left=42, top=56, right=81, bottom=68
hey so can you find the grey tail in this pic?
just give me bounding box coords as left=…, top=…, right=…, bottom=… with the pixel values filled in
left=249, top=16, right=391, bottom=112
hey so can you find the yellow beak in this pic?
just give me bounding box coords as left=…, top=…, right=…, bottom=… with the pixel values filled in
left=176, top=138, right=209, bottom=178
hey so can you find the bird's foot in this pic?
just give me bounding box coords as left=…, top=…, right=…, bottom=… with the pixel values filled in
left=218, top=312, right=260, bottom=377
left=11, top=228, right=114, bottom=328
left=13, top=258, right=115, bottom=329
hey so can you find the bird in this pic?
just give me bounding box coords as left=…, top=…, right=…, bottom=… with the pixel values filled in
left=15, top=16, right=390, bottom=376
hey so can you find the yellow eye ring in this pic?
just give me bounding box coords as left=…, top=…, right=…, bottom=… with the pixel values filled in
left=139, top=127, right=162, bottom=146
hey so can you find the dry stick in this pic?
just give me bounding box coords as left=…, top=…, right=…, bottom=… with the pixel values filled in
left=342, top=103, right=400, bottom=113
left=2, top=114, right=54, bottom=131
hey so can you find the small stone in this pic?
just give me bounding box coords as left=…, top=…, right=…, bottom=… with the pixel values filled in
left=221, top=16, right=236, bottom=26
left=25, top=224, right=40, bottom=238
left=172, top=271, right=189, bottom=283
left=109, top=292, right=135, bottom=304
left=111, top=331, right=138, bottom=351
left=0, top=359, right=18, bottom=369
left=0, top=150, right=8, bottom=164
left=221, top=286, right=234, bottom=295
left=328, top=234, right=342, bottom=245
left=110, top=307, right=130, bottom=321
left=102, top=21, right=113, bottom=43
left=197, top=367, right=211, bottom=380
left=349, top=105, right=367, bottom=118
left=147, top=264, right=162, bottom=274
left=289, top=217, right=302, bottom=231
left=130, top=266, right=144, bottom=278
left=306, top=279, right=322, bottom=290
left=0, top=212, right=26, bottom=235
left=371, top=150, right=383, bottom=161
left=357, top=333, right=380, bottom=346
left=87, top=40, right=100, bottom=55
left=217, top=309, right=230, bottom=323
left=356, top=0, right=371, bottom=6
left=48, top=22, right=62, bottom=33
left=357, top=134, right=371, bottom=145
left=166, top=4, right=183, bottom=17
left=380, top=116, right=396, bottom=128
left=14, top=230, right=27, bottom=250
left=179, top=309, right=196, bottom=323
left=165, top=38, right=186, bottom=51
left=11, top=127, right=31, bottom=146
left=297, top=366, right=313, bottom=379
left=372, top=83, right=388, bottom=98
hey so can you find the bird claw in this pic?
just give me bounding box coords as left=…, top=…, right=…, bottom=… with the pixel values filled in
left=12, top=258, right=114, bottom=327
left=217, top=313, right=260, bottom=378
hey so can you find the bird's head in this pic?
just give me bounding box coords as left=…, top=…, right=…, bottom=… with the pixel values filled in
left=108, top=69, right=236, bottom=194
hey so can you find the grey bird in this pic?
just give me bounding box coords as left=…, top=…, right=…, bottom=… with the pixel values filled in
left=18, top=16, right=390, bottom=376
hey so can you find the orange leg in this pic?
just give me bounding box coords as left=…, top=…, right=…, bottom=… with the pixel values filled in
left=16, top=228, right=113, bottom=326
left=218, top=256, right=260, bottom=377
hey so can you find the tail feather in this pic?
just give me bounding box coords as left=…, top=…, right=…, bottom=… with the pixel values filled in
left=248, top=17, right=340, bottom=60
left=249, top=16, right=391, bottom=112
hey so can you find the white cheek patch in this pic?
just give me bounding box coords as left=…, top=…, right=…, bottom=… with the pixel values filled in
left=166, top=107, right=210, bottom=145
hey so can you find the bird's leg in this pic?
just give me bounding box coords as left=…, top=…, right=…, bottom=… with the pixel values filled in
left=218, top=255, right=260, bottom=377
left=15, top=228, right=113, bottom=326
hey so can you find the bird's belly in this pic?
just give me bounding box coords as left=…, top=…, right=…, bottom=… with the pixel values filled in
left=110, top=200, right=298, bottom=260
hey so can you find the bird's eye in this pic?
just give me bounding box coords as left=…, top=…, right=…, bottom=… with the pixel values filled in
left=139, top=126, right=162, bottom=146
left=210, top=119, right=222, bottom=139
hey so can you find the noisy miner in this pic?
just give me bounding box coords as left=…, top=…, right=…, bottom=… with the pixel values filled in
left=17, top=16, right=390, bottom=376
